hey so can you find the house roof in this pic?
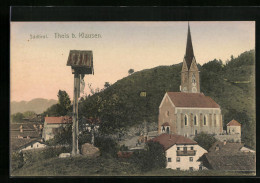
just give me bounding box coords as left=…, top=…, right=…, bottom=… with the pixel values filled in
left=205, top=154, right=256, bottom=171
left=10, top=123, right=37, bottom=131
left=200, top=141, right=256, bottom=171
left=167, top=92, right=220, bottom=108
left=10, top=130, right=41, bottom=139
left=150, top=133, right=197, bottom=150
left=208, top=141, right=244, bottom=155
left=45, top=116, right=72, bottom=124
left=10, top=138, right=43, bottom=151
left=227, top=119, right=241, bottom=126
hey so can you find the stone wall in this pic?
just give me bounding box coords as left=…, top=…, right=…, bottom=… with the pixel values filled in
left=215, top=134, right=241, bottom=143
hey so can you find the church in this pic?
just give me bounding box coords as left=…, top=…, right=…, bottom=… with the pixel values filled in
left=158, top=24, right=223, bottom=137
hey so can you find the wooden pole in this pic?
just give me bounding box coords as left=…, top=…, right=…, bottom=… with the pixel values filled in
left=72, top=73, right=80, bottom=156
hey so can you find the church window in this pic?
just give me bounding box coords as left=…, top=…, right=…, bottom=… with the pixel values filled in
left=203, top=115, right=207, bottom=126
left=192, top=74, right=196, bottom=84
left=184, top=115, right=188, bottom=126
left=194, top=115, right=197, bottom=126
left=166, top=127, right=170, bottom=134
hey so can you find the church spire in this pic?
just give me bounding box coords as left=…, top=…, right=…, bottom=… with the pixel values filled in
left=184, top=23, right=195, bottom=70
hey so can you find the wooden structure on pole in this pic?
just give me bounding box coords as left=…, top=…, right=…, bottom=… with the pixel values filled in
left=67, top=50, right=94, bottom=156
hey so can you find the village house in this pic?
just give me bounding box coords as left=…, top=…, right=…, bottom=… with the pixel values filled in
left=158, top=24, right=223, bottom=138
left=151, top=133, right=207, bottom=171
left=199, top=141, right=256, bottom=172
left=10, top=123, right=43, bottom=139
left=42, top=116, right=72, bottom=141
left=16, top=140, right=46, bottom=152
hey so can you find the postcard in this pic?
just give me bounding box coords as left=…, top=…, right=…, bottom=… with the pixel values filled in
left=10, top=21, right=256, bottom=176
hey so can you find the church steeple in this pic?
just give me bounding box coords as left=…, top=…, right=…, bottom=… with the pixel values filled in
left=184, top=23, right=195, bottom=70
left=180, top=23, right=200, bottom=93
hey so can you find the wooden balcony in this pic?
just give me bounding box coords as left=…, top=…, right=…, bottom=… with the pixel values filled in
left=176, top=150, right=196, bottom=156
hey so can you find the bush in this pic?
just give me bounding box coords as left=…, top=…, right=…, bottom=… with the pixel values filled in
left=130, top=141, right=166, bottom=172
left=94, top=136, right=119, bottom=157
left=11, top=152, right=24, bottom=171
left=194, top=132, right=217, bottom=151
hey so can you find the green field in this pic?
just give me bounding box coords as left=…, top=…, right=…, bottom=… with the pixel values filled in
left=11, top=156, right=255, bottom=177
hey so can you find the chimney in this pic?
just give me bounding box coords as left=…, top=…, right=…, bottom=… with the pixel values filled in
left=20, top=125, right=23, bottom=133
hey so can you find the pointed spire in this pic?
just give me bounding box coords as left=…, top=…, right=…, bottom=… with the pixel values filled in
left=184, top=22, right=195, bottom=70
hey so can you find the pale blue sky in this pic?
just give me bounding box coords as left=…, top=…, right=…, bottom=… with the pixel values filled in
left=11, top=21, right=255, bottom=101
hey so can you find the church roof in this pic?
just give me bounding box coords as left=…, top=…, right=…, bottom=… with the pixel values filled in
left=167, top=92, right=220, bottom=108
left=184, top=23, right=195, bottom=70
left=227, top=119, right=241, bottom=126
left=150, top=133, right=197, bottom=151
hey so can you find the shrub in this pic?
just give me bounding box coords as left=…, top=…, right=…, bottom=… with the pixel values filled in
left=130, top=141, right=166, bottom=172
left=11, top=152, right=24, bottom=171
left=94, top=136, right=119, bottom=157
left=194, top=132, right=217, bottom=151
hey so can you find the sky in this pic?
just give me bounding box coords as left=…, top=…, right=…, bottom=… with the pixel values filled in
left=10, top=21, right=255, bottom=102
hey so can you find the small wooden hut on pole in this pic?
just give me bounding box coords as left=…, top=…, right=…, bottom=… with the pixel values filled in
left=67, top=50, right=94, bottom=156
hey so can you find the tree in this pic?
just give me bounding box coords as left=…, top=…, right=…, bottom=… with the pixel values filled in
left=23, top=111, right=36, bottom=119
left=131, top=141, right=166, bottom=172
left=11, top=112, right=24, bottom=123
left=128, top=69, right=135, bottom=75
left=46, top=124, right=72, bottom=146
left=193, top=132, right=217, bottom=151
left=104, top=82, right=111, bottom=89
left=44, top=90, right=72, bottom=117
left=57, top=90, right=72, bottom=113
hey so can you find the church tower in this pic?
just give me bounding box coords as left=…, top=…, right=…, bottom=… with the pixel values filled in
left=180, top=23, right=200, bottom=93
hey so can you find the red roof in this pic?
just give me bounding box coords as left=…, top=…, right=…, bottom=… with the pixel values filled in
left=45, top=116, right=72, bottom=124
left=167, top=92, right=220, bottom=108
left=150, top=133, right=197, bottom=150
left=227, top=119, right=241, bottom=126
left=162, top=122, right=170, bottom=126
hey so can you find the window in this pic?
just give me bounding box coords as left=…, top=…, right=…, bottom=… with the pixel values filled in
left=177, top=147, right=180, bottom=150
left=167, top=111, right=170, bottom=116
left=190, top=147, right=194, bottom=150
left=189, top=167, right=194, bottom=171
left=204, top=115, right=207, bottom=126
left=166, top=127, right=170, bottom=134
left=199, top=166, right=203, bottom=170
left=189, top=157, right=193, bottom=162
left=195, top=130, right=197, bottom=135
left=168, top=158, right=172, bottom=162
left=31, top=144, right=33, bottom=148
left=176, top=157, right=180, bottom=162
left=194, top=115, right=197, bottom=126
left=183, top=147, right=187, bottom=152
left=177, top=168, right=181, bottom=171
left=184, top=115, right=188, bottom=126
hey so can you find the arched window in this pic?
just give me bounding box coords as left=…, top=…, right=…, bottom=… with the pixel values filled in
left=184, top=115, right=188, bottom=126
left=194, top=115, right=197, bottom=126
left=203, top=115, right=207, bottom=126
left=192, top=74, right=196, bottom=84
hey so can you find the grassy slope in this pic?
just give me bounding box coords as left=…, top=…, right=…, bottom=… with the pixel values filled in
left=12, top=156, right=255, bottom=176
left=80, top=50, right=255, bottom=148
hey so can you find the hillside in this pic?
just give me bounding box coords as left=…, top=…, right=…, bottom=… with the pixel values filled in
left=79, top=50, right=255, bottom=148
left=11, top=98, right=58, bottom=114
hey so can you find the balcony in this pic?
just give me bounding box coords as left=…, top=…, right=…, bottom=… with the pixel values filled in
left=176, top=150, right=196, bottom=156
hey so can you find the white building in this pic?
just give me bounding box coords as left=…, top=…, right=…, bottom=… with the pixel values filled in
left=42, top=116, right=72, bottom=141
left=226, top=119, right=241, bottom=135
left=18, top=140, right=47, bottom=152
left=150, top=133, right=207, bottom=171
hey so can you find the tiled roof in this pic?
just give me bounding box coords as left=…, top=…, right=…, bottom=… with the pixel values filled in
left=167, top=92, right=220, bottom=108
left=205, top=154, right=256, bottom=171
left=208, top=141, right=245, bottom=155
left=227, top=119, right=241, bottom=126
left=150, top=133, right=197, bottom=150
left=10, top=138, right=37, bottom=151
left=10, top=130, right=41, bottom=139
left=45, top=116, right=72, bottom=124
